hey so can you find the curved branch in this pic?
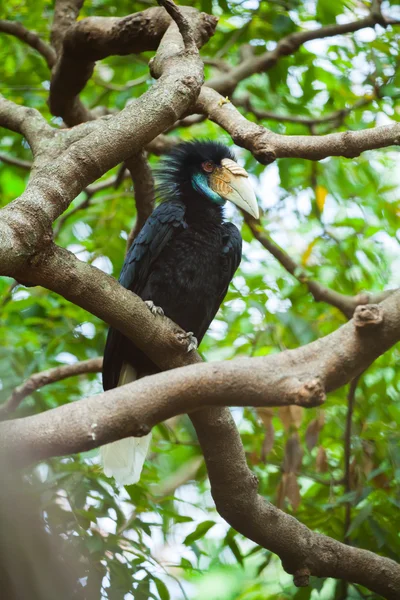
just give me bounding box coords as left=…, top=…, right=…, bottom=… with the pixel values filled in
left=196, top=87, right=400, bottom=163
left=207, top=9, right=398, bottom=95
left=1, top=283, right=400, bottom=462
left=0, top=96, right=55, bottom=156
left=125, top=151, right=155, bottom=250
left=0, top=293, right=399, bottom=596
left=51, top=0, right=84, bottom=56
left=0, top=20, right=56, bottom=69
left=53, top=171, right=131, bottom=237
left=245, top=215, right=396, bottom=318
left=49, top=4, right=213, bottom=125
left=158, top=0, right=197, bottom=52
left=235, top=94, right=374, bottom=128
left=0, top=357, right=102, bottom=418
left=0, top=9, right=214, bottom=274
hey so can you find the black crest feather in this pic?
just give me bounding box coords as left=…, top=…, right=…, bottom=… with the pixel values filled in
left=156, top=140, right=236, bottom=201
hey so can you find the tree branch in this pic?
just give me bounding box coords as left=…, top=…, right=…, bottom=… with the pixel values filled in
left=245, top=215, right=396, bottom=318
left=158, top=0, right=197, bottom=52
left=0, top=357, right=102, bottom=419
left=49, top=4, right=214, bottom=125
left=207, top=9, right=398, bottom=95
left=0, top=152, right=32, bottom=170
left=196, top=87, right=400, bottom=163
left=0, top=8, right=214, bottom=274
left=235, top=94, right=374, bottom=128
left=51, top=0, right=85, bottom=56
left=53, top=171, right=131, bottom=237
left=1, top=292, right=399, bottom=597
left=1, top=286, right=400, bottom=462
left=0, top=96, right=55, bottom=157
left=125, top=151, right=155, bottom=250
left=0, top=20, right=56, bottom=69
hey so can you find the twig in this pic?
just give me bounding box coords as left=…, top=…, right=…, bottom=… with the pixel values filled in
left=0, top=20, right=56, bottom=68
left=339, top=375, right=361, bottom=600
left=0, top=152, right=32, bottom=170
left=0, top=357, right=103, bottom=419
left=235, top=95, right=374, bottom=128
left=207, top=9, right=400, bottom=95
left=53, top=172, right=131, bottom=237
left=343, top=376, right=361, bottom=540
left=245, top=215, right=396, bottom=318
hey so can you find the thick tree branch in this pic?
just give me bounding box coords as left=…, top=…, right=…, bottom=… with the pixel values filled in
left=193, top=404, right=399, bottom=600
left=0, top=292, right=399, bottom=596
left=0, top=8, right=214, bottom=275
left=125, top=152, right=155, bottom=250
left=2, top=289, right=400, bottom=461
left=49, top=5, right=214, bottom=125
left=246, top=216, right=396, bottom=318
left=0, top=20, right=56, bottom=69
left=51, top=0, right=84, bottom=56
left=196, top=87, right=400, bottom=163
left=0, top=357, right=102, bottom=419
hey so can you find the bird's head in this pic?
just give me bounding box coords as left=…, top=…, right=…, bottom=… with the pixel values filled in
left=156, top=140, right=259, bottom=219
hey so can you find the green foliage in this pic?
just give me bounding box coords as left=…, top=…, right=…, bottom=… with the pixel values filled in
left=1, top=0, right=400, bottom=598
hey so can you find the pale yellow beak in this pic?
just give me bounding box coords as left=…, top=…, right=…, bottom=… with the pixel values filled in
left=210, top=158, right=259, bottom=219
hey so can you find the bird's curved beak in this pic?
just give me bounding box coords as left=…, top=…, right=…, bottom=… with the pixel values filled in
left=209, top=158, right=259, bottom=219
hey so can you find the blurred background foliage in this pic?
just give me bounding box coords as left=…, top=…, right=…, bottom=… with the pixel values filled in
left=1, top=0, right=400, bottom=598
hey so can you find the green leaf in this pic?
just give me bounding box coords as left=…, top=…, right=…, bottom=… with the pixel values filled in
left=347, top=504, right=373, bottom=536
left=183, top=520, right=216, bottom=545
left=154, top=577, right=170, bottom=600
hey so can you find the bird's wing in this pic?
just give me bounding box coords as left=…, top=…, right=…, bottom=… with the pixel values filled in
left=196, top=221, right=242, bottom=343
left=103, top=201, right=186, bottom=390
left=119, top=200, right=187, bottom=293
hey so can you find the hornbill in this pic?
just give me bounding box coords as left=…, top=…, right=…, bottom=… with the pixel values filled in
left=101, top=140, right=258, bottom=485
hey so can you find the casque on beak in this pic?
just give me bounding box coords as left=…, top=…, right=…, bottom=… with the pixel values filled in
left=209, top=158, right=259, bottom=219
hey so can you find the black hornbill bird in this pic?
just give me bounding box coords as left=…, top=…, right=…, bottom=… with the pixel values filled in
left=101, top=140, right=258, bottom=485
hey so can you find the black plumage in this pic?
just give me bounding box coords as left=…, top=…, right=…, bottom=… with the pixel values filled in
left=102, top=141, right=244, bottom=391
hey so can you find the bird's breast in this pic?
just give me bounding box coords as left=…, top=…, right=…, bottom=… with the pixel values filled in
left=142, top=225, right=227, bottom=337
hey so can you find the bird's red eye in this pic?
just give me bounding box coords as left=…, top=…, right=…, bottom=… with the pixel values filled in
left=202, top=161, right=214, bottom=173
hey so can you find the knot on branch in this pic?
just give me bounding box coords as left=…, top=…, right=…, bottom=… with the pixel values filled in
left=133, top=423, right=152, bottom=437
left=253, top=143, right=277, bottom=165
left=354, top=304, right=383, bottom=328
left=293, top=567, right=311, bottom=587
left=292, top=378, right=326, bottom=407
left=177, top=75, right=201, bottom=98
left=199, top=12, right=219, bottom=42
left=231, top=125, right=277, bottom=164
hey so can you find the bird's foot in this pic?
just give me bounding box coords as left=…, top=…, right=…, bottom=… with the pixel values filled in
left=145, top=300, right=164, bottom=317
left=176, top=331, right=198, bottom=353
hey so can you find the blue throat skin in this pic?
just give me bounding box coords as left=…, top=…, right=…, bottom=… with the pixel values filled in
left=192, top=172, right=226, bottom=206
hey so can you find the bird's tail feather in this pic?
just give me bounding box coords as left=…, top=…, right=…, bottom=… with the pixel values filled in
left=100, top=363, right=152, bottom=486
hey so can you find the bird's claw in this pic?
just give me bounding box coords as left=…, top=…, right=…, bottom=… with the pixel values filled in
left=177, top=331, right=198, bottom=353
left=145, top=300, right=164, bottom=317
